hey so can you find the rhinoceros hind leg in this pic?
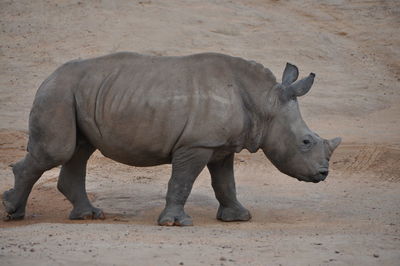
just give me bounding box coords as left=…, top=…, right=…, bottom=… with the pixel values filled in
left=207, top=153, right=251, bottom=222
left=57, top=139, right=104, bottom=220
left=158, top=148, right=213, bottom=226
left=3, top=153, right=58, bottom=221
left=3, top=77, right=80, bottom=221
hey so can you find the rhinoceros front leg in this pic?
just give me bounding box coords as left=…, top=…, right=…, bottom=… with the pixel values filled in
left=207, top=153, right=251, bottom=222
left=57, top=139, right=104, bottom=220
left=158, top=148, right=213, bottom=226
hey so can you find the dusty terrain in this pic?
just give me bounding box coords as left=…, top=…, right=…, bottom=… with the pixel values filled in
left=1, top=0, right=399, bottom=265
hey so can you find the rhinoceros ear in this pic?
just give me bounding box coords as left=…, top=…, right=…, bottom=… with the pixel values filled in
left=328, top=137, right=342, bottom=152
left=282, top=63, right=299, bottom=87
left=286, top=73, right=315, bottom=98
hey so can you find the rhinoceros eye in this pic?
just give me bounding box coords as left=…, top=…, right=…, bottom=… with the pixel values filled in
left=300, top=135, right=314, bottom=151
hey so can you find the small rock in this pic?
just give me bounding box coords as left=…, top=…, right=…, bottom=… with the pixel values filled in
left=373, top=253, right=379, bottom=258
left=220, top=257, right=226, bottom=261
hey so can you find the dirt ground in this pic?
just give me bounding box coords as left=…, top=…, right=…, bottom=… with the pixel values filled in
left=1, top=0, right=399, bottom=265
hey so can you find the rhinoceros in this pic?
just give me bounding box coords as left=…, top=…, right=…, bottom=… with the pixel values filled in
left=2, top=52, right=341, bottom=226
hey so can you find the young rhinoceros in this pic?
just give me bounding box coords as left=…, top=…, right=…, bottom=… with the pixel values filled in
left=2, top=52, right=341, bottom=226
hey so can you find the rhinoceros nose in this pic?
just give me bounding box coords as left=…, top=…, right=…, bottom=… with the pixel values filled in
left=319, top=170, right=329, bottom=180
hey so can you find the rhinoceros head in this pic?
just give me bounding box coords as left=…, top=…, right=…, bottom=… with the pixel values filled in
left=262, top=63, right=341, bottom=183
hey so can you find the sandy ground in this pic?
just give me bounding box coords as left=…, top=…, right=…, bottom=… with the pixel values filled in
left=0, top=0, right=399, bottom=265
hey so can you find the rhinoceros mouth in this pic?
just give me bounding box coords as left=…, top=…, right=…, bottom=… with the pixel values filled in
left=312, top=171, right=329, bottom=183
left=295, top=171, right=328, bottom=183
left=295, top=175, right=314, bottom=183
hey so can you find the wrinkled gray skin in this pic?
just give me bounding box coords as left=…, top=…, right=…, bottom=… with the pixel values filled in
left=2, top=52, right=341, bottom=226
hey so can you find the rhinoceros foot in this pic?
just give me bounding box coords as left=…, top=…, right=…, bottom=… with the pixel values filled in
left=158, top=207, right=193, bottom=226
left=217, top=204, right=251, bottom=222
left=69, top=206, right=105, bottom=220
left=2, top=188, right=25, bottom=221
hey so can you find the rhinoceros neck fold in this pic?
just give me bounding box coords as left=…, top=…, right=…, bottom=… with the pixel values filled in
left=231, top=61, right=278, bottom=153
